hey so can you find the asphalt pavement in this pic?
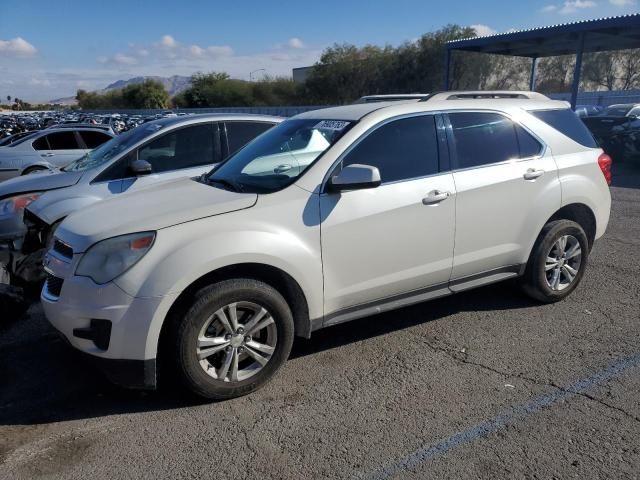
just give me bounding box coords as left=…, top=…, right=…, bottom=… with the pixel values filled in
left=1, top=163, right=639, bottom=480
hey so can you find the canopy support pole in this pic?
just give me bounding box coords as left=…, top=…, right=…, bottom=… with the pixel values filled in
left=529, top=57, right=539, bottom=91
left=570, top=33, right=586, bottom=109
left=443, top=48, right=451, bottom=91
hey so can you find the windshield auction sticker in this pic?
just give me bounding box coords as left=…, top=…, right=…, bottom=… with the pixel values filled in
left=313, top=120, right=350, bottom=131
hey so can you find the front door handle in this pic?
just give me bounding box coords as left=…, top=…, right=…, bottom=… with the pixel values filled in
left=41, top=152, right=55, bottom=158
left=274, top=164, right=293, bottom=174
left=523, top=168, right=544, bottom=180
left=422, top=190, right=451, bottom=205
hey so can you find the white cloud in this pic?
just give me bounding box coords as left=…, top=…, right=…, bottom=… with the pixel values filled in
left=609, top=0, right=636, bottom=5
left=471, top=24, right=497, bottom=37
left=97, top=53, right=138, bottom=66
left=113, top=53, right=138, bottom=65
left=28, top=78, right=51, bottom=87
left=560, top=0, right=597, bottom=13
left=287, top=37, right=305, bottom=49
left=541, top=0, right=597, bottom=13
left=186, top=44, right=233, bottom=58
left=160, top=34, right=177, bottom=48
left=0, top=37, right=37, bottom=57
left=13, top=34, right=322, bottom=101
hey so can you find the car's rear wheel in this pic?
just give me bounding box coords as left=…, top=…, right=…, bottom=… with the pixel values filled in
left=172, top=279, right=294, bottom=400
left=521, top=219, right=589, bottom=303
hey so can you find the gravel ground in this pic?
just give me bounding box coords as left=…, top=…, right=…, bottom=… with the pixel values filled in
left=1, top=163, right=639, bottom=480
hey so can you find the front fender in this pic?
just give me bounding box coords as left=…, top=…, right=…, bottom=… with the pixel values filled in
left=31, top=195, right=103, bottom=226
left=112, top=191, right=323, bottom=359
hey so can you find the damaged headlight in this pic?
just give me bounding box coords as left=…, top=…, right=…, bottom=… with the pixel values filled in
left=76, top=231, right=156, bottom=284
left=0, top=192, right=42, bottom=220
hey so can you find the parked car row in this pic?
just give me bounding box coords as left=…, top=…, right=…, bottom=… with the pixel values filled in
left=0, top=110, right=189, bottom=141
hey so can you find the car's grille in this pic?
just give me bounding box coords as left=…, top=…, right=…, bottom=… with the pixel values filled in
left=52, top=239, right=73, bottom=259
left=45, top=274, right=64, bottom=298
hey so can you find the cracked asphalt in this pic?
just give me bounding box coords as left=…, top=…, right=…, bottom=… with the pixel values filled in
left=1, top=163, right=639, bottom=480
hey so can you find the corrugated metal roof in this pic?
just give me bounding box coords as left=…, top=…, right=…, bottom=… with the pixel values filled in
left=449, top=13, right=640, bottom=44
left=446, top=14, right=640, bottom=57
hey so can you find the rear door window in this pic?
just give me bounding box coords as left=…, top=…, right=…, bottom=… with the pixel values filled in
left=530, top=109, right=598, bottom=148
left=225, top=122, right=275, bottom=155
left=515, top=125, right=543, bottom=158
left=32, top=136, right=50, bottom=151
left=44, top=132, right=81, bottom=150
left=79, top=131, right=112, bottom=149
left=448, top=112, right=520, bottom=168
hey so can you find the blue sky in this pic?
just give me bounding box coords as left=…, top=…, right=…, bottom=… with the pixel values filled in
left=1, top=0, right=638, bottom=101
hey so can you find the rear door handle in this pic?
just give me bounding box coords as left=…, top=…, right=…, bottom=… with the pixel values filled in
left=41, top=152, right=55, bottom=158
left=523, top=168, right=544, bottom=180
left=422, top=190, right=451, bottom=205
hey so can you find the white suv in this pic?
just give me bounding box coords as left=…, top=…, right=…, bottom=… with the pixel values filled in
left=41, top=92, right=612, bottom=399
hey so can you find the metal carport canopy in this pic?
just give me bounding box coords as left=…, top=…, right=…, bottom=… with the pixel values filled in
left=444, top=14, right=640, bottom=108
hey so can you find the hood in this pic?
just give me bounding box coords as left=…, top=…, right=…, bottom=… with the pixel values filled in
left=0, top=169, right=84, bottom=199
left=57, top=177, right=257, bottom=252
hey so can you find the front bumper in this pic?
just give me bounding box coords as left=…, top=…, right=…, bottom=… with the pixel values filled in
left=41, top=248, right=178, bottom=389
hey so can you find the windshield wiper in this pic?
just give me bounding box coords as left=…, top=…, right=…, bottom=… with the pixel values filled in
left=207, top=177, right=243, bottom=192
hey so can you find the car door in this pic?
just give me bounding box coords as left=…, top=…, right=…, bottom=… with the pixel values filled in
left=320, top=114, right=456, bottom=317
left=118, top=122, right=224, bottom=193
left=445, top=111, right=560, bottom=285
left=33, top=131, right=86, bottom=167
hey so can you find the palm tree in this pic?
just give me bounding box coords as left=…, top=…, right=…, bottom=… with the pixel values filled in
left=6, top=95, right=11, bottom=103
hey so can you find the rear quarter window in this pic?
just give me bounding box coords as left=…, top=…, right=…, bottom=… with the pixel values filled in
left=530, top=109, right=598, bottom=148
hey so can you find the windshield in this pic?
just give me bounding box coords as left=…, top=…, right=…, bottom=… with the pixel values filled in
left=207, top=119, right=353, bottom=193
left=61, top=123, right=164, bottom=172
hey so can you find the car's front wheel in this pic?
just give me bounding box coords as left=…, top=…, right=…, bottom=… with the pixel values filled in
left=172, top=279, right=294, bottom=400
left=521, top=219, right=589, bottom=303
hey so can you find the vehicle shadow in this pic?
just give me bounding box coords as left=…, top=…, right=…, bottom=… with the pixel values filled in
left=0, top=281, right=534, bottom=427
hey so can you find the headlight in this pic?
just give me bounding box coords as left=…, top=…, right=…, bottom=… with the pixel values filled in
left=0, top=192, right=42, bottom=220
left=76, top=231, right=156, bottom=284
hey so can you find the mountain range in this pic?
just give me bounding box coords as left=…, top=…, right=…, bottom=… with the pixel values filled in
left=49, top=75, right=192, bottom=105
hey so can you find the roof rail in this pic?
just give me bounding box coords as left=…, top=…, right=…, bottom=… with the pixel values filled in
left=424, top=91, right=551, bottom=102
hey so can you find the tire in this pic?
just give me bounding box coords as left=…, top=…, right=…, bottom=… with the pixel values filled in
left=22, top=166, right=47, bottom=175
left=171, top=279, right=294, bottom=400
left=521, top=219, right=589, bottom=303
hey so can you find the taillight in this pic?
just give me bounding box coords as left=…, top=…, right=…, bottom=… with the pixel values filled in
left=598, top=153, right=612, bottom=186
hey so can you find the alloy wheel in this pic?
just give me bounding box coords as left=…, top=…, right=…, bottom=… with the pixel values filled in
left=544, top=234, right=582, bottom=291
left=196, top=301, right=277, bottom=382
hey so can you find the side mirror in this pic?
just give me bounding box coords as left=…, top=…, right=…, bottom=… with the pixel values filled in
left=328, top=164, right=381, bottom=192
left=130, top=159, right=152, bottom=176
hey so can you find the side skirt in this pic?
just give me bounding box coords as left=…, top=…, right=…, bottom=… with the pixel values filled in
left=311, top=264, right=524, bottom=332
